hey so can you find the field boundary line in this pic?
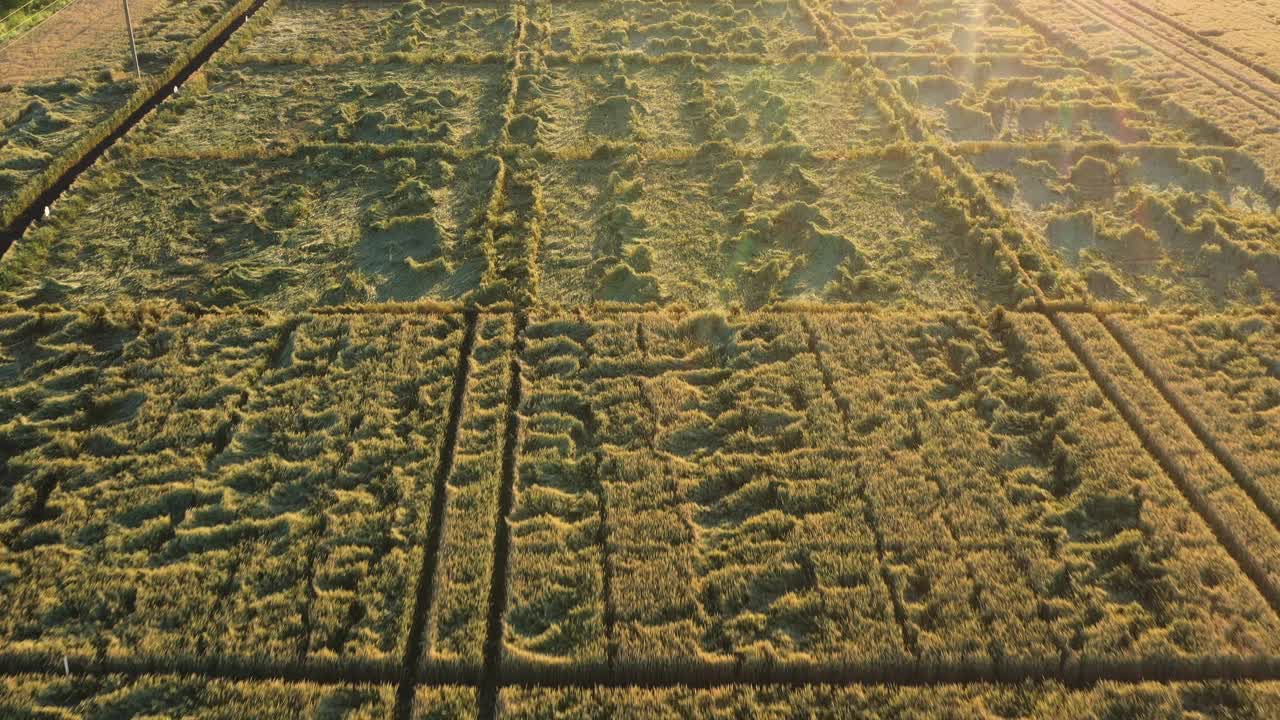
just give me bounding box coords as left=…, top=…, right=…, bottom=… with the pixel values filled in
left=225, top=50, right=510, bottom=66
left=0, top=651, right=402, bottom=685
left=126, top=140, right=922, bottom=164
left=0, top=301, right=1209, bottom=322
left=9, top=650, right=1280, bottom=688
left=476, top=313, right=527, bottom=720
left=1045, top=310, right=1280, bottom=621
left=393, top=312, right=481, bottom=719
left=1096, top=313, right=1280, bottom=534
left=497, top=654, right=1280, bottom=686
left=951, top=140, right=1244, bottom=154
left=538, top=49, right=845, bottom=66
left=0, top=0, right=276, bottom=255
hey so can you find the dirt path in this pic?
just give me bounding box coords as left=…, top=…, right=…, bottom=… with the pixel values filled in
left=0, top=0, right=170, bottom=84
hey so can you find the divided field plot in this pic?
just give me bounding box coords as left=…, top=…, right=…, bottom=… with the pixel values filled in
left=7, top=0, right=1271, bottom=312
left=835, top=0, right=1208, bottom=145
left=501, top=312, right=1278, bottom=678
left=233, top=0, right=517, bottom=60
left=5, top=0, right=1280, bottom=713
left=133, top=62, right=509, bottom=152
left=1013, top=0, right=1280, bottom=186
left=0, top=309, right=511, bottom=673
left=3, top=0, right=535, bottom=311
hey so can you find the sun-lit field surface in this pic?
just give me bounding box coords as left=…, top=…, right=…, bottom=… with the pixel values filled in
left=3, top=0, right=1280, bottom=716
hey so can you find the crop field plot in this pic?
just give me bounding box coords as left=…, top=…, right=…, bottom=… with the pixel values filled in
left=828, top=0, right=1049, bottom=54
left=0, top=308, right=517, bottom=673
left=518, top=57, right=892, bottom=152
left=0, top=148, right=515, bottom=309
left=1012, top=0, right=1280, bottom=185
left=835, top=0, right=1214, bottom=146
left=7, top=0, right=1280, bottom=712
left=0, top=79, right=135, bottom=203
left=534, top=148, right=1016, bottom=308
left=499, top=311, right=1280, bottom=680
left=2, top=311, right=448, bottom=666
left=233, top=0, right=517, bottom=61
left=133, top=62, right=509, bottom=152
left=821, top=0, right=1253, bottom=154
left=535, top=0, right=834, bottom=60
left=964, top=143, right=1280, bottom=307
left=1137, top=0, right=1280, bottom=80
left=874, top=53, right=1198, bottom=144
left=515, top=61, right=708, bottom=151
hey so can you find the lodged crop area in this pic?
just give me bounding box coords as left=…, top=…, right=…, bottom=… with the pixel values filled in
left=3, top=0, right=1280, bottom=717
left=6, top=0, right=1280, bottom=311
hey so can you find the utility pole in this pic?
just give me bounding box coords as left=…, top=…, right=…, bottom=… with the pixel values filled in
left=122, top=0, right=140, bottom=77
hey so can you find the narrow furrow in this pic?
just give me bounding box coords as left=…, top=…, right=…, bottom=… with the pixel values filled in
left=206, top=320, right=299, bottom=471
left=295, top=515, right=327, bottom=661
left=5, top=647, right=1280, bottom=689
left=578, top=326, right=618, bottom=675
